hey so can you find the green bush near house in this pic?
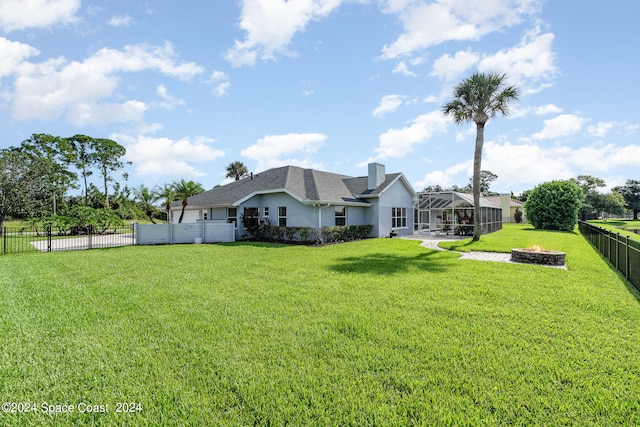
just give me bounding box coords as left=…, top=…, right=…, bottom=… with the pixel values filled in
left=0, top=225, right=639, bottom=426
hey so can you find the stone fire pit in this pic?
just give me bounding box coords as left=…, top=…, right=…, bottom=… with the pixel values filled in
left=511, top=246, right=566, bottom=266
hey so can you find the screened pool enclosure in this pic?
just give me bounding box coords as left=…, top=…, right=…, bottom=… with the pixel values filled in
left=415, top=192, right=502, bottom=236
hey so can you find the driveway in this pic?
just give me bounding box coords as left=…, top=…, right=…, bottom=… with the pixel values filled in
left=30, top=234, right=135, bottom=252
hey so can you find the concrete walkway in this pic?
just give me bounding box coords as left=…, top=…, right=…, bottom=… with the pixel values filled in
left=401, top=234, right=566, bottom=268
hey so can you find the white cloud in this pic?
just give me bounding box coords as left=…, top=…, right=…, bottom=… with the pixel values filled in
left=156, top=84, right=186, bottom=110
left=416, top=139, right=640, bottom=194
left=587, top=121, right=616, bottom=138
left=431, top=49, right=480, bottom=81
left=414, top=160, right=472, bottom=189
left=511, top=103, right=563, bottom=118
left=529, top=114, right=584, bottom=141
left=66, top=100, right=147, bottom=126
left=0, top=0, right=80, bottom=32
left=364, top=110, right=450, bottom=163
left=481, top=140, right=640, bottom=192
left=241, top=132, right=327, bottom=171
left=108, top=14, right=133, bottom=27
left=208, top=70, right=230, bottom=96
left=116, top=134, right=225, bottom=179
left=225, top=0, right=344, bottom=66
left=372, top=94, right=405, bottom=117
left=381, top=0, right=541, bottom=59
left=0, top=37, right=40, bottom=78
left=11, top=42, right=203, bottom=125
left=392, top=61, right=418, bottom=77
left=478, top=25, right=557, bottom=93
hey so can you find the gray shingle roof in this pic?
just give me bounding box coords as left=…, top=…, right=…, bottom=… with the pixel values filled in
left=175, top=165, right=409, bottom=208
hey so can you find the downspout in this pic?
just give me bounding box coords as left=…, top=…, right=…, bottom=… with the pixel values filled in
left=315, top=203, right=331, bottom=242
left=316, top=203, right=331, bottom=228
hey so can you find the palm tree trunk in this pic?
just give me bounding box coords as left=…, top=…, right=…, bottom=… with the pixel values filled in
left=179, top=200, right=187, bottom=223
left=472, top=122, right=485, bottom=241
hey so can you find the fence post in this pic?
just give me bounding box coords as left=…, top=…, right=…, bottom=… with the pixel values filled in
left=47, top=225, right=52, bottom=252
left=3, top=226, right=6, bottom=254
left=625, top=234, right=630, bottom=280
left=88, top=225, right=93, bottom=250
left=616, top=232, right=620, bottom=271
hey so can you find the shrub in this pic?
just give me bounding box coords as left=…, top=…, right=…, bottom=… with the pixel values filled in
left=240, top=213, right=272, bottom=240
left=322, top=225, right=373, bottom=243
left=514, top=207, right=523, bottom=223
left=525, top=180, right=584, bottom=231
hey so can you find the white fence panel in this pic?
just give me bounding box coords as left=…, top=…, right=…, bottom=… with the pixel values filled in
left=172, top=223, right=202, bottom=244
left=136, top=222, right=235, bottom=245
left=136, top=224, right=171, bottom=245
left=204, top=222, right=235, bottom=243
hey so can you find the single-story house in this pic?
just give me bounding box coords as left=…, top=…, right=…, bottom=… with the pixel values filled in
left=170, top=163, right=416, bottom=240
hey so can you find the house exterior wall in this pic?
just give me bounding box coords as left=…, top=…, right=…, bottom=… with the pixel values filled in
left=237, top=192, right=319, bottom=240
left=376, top=179, right=415, bottom=238
left=171, top=208, right=201, bottom=223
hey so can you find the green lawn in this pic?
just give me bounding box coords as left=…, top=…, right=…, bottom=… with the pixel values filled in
left=588, top=220, right=640, bottom=242
left=1, top=225, right=639, bottom=426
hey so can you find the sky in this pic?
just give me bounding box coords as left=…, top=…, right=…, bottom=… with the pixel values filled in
left=1, top=0, right=639, bottom=196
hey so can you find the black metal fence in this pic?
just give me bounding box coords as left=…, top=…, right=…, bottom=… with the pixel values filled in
left=1, top=225, right=135, bottom=255
left=579, top=221, right=640, bottom=292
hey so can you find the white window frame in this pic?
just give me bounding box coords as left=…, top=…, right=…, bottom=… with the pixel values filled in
left=335, top=206, right=346, bottom=226
left=227, top=207, right=237, bottom=225
left=392, top=207, right=407, bottom=229
left=278, top=206, right=287, bottom=227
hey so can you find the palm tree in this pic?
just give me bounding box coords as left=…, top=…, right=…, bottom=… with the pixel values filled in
left=225, top=161, right=249, bottom=181
left=158, top=184, right=177, bottom=223
left=172, top=179, right=204, bottom=223
left=132, top=184, right=159, bottom=224
left=443, top=72, right=519, bottom=241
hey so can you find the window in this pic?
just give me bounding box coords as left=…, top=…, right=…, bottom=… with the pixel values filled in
left=335, top=206, right=346, bottom=226
left=392, top=207, right=407, bottom=228
left=278, top=206, right=287, bottom=227
left=243, top=207, right=259, bottom=228
left=227, top=207, right=237, bottom=225
left=263, top=207, right=269, bottom=217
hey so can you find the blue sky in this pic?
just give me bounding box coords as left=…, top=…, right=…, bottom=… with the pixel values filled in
left=1, top=0, right=638, bottom=196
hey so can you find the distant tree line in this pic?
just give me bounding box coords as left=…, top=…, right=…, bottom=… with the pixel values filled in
left=422, top=171, right=639, bottom=223
left=1, top=138, right=252, bottom=233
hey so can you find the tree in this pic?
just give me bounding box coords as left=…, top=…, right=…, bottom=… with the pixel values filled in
left=467, top=170, right=498, bottom=195
left=226, top=161, right=249, bottom=181
left=613, top=180, right=640, bottom=220
left=598, top=192, right=626, bottom=220
left=90, top=138, right=130, bottom=209
left=0, top=149, right=40, bottom=229
left=172, top=179, right=204, bottom=223
left=514, top=189, right=531, bottom=203
left=443, top=73, right=519, bottom=240
left=572, top=175, right=607, bottom=219
left=132, top=185, right=160, bottom=224
left=19, top=134, right=77, bottom=215
left=158, top=184, right=177, bottom=223
left=525, top=180, right=584, bottom=231
left=67, top=134, right=95, bottom=206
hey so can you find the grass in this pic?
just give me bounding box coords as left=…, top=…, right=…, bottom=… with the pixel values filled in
left=588, top=220, right=640, bottom=242
left=1, top=226, right=639, bottom=425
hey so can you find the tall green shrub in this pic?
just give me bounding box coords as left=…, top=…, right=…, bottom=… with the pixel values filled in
left=525, top=180, right=584, bottom=231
